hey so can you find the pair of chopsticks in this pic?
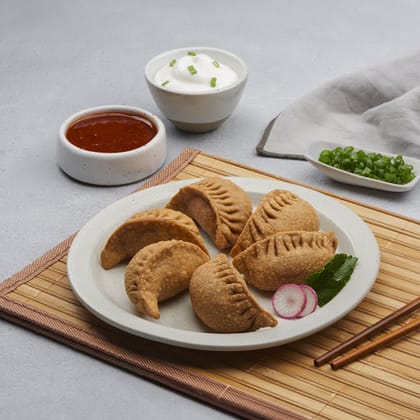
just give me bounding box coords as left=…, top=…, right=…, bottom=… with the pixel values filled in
left=314, top=296, right=420, bottom=370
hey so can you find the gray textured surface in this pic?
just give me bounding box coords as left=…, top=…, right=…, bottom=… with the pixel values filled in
left=1, top=1, right=419, bottom=419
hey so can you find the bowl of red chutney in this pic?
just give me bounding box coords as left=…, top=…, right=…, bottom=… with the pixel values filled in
left=57, top=105, right=167, bottom=185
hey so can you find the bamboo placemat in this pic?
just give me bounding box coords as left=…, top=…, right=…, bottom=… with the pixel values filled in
left=1, top=148, right=419, bottom=420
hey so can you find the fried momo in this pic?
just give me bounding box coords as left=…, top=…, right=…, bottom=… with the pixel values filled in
left=230, top=190, right=320, bottom=257
left=189, top=254, right=277, bottom=333
left=232, top=231, right=337, bottom=291
left=100, top=208, right=207, bottom=269
left=125, top=240, right=209, bottom=319
left=166, top=177, right=252, bottom=249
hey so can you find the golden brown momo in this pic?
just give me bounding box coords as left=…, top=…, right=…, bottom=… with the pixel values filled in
left=230, top=189, right=320, bottom=257
left=232, top=231, right=337, bottom=291
left=166, top=177, right=252, bottom=250
left=189, top=254, right=277, bottom=333
left=100, top=208, right=208, bottom=269
left=125, top=240, right=209, bottom=319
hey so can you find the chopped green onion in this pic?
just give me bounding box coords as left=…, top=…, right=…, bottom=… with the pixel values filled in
left=161, top=80, right=170, bottom=87
left=169, top=59, right=176, bottom=67
left=210, top=77, right=217, bottom=88
left=187, top=65, right=197, bottom=75
left=187, top=51, right=196, bottom=56
left=318, top=146, right=416, bottom=185
left=212, top=60, right=219, bottom=68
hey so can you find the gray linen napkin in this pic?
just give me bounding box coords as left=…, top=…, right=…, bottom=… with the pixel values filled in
left=257, top=52, right=420, bottom=159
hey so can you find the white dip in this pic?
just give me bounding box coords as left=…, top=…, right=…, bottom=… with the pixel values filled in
left=154, top=52, right=238, bottom=92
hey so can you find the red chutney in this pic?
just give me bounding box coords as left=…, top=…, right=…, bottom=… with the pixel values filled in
left=66, top=112, right=157, bottom=153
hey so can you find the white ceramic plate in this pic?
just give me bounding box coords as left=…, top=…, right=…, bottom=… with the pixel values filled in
left=67, top=177, right=380, bottom=351
left=305, top=141, right=420, bottom=192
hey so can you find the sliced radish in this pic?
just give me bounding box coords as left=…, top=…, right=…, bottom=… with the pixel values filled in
left=272, top=284, right=307, bottom=319
left=297, top=285, right=318, bottom=318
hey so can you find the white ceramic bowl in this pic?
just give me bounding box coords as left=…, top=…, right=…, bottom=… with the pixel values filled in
left=305, top=141, right=420, bottom=192
left=57, top=105, right=167, bottom=186
left=145, top=47, right=247, bottom=133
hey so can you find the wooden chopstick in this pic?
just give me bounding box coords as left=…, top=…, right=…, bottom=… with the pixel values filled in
left=330, top=317, right=420, bottom=369
left=314, top=296, right=420, bottom=367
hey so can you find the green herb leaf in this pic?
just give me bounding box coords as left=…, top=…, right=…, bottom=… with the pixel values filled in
left=187, top=65, right=197, bottom=75
left=169, top=59, right=176, bottom=67
left=306, top=254, right=358, bottom=306
left=212, top=60, right=219, bottom=68
left=210, top=77, right=217, bottom=87
left=161, top=80, right=170, bottom=87
left=187, top=51, right=196, bottom=56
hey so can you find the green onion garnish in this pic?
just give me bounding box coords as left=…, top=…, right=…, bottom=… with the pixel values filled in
left=318, top=146, right=416, bottom=185
left=210, top=77, right=217, bottom=88
left=187, top=51, right=196, bottom=56
left=161, top=80, right=170, bottom=87
left=187, top=65, right=197, bottom=75
left=169, top=59, right=176, bottom=67
left=212, top=60, right=219, bottom=68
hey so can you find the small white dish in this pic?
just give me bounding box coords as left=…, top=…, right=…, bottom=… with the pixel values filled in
left=305, top=141, right=420, bottom=192
left=57, top=105, right=167, bottom=186
left=67, top=177, right=380, bottom=351
left=144, top=47, right=247, bottom=133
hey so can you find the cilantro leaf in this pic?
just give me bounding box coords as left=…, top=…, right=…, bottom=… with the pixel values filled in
left=306, top=254, right=358, bottom=306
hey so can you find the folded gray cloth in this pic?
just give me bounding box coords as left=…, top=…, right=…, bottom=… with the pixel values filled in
left=257, top=52, right=420, bottom=159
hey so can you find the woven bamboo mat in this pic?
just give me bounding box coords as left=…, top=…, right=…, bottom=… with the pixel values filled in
left=1, top=148, right=419, bottom=420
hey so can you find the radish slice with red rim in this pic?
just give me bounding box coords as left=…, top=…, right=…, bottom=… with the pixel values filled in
left=272, top=284, right=307, bottom=319
left=297, top=285, right=318, bottom=318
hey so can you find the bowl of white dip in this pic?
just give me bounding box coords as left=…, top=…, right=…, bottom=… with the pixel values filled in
left=145, top=47, right=247, bottom=133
